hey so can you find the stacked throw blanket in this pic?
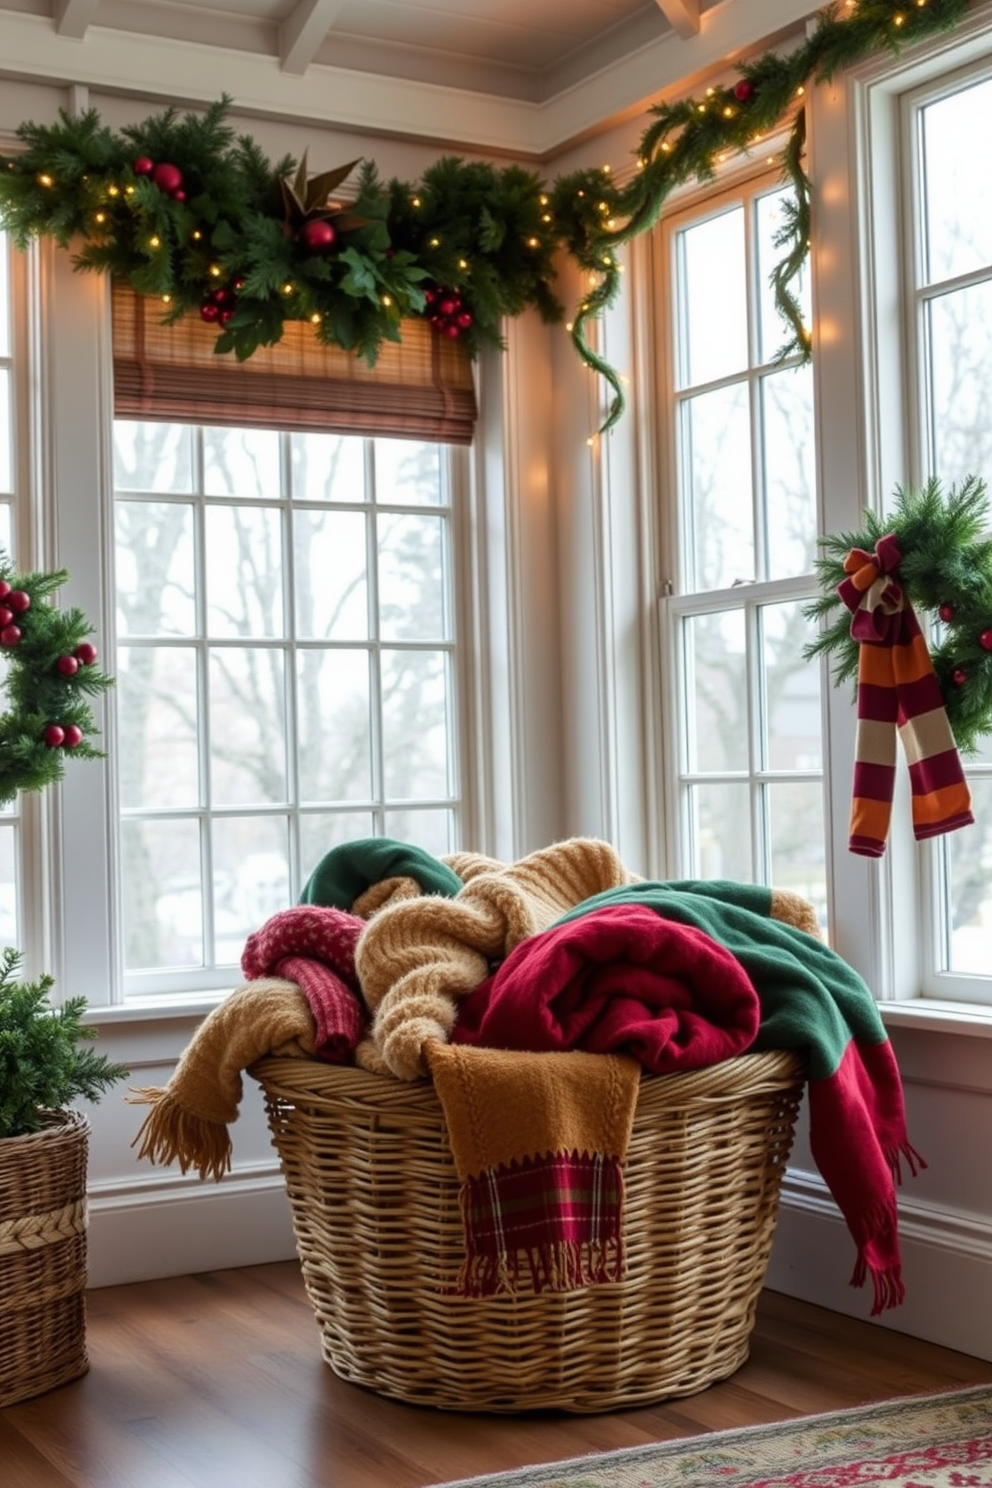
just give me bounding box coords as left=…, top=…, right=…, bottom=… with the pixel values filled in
left=424, top=1041, right=641, bottom=1296
left=354, top=836, right=639, bottom=1079
left=546, top=880, right=924, bottom=1315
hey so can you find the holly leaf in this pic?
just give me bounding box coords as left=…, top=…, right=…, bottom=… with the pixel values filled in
left=337, top=247, right=380, bottom=303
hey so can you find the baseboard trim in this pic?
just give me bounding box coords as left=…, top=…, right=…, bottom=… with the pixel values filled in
left=766, top=1168, right=992, bottom=1361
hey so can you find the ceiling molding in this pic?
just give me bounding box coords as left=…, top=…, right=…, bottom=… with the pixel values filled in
left=0, top=2, right=818, bottom=158
left=280, top=0, right=346, bottom=77
left=655, top=0, right=700, bottom=40
left=54, top=0, right=101, bottom=41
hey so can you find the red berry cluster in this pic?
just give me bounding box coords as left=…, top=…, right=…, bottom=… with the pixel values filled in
left=200, top=284, right=239, bottom=325
left=0, top=581, right=30, bottom=647
left=424, top=287, right=474, bottom=340
left=133, top=156, right=187, bottom=203
left=46, top=642, right=98, bottom=749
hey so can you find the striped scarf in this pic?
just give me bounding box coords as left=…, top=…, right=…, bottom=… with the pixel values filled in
left=838, top=534, right=973, bottom=857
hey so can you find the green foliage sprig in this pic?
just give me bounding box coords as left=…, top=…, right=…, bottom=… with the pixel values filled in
left=803, top=476, right=992, bottom=755
left=0, top=0, right=978, bottom=430
left=0, top=558, right=114, bottom=806
left=0, top=947, right=129, bottom=1138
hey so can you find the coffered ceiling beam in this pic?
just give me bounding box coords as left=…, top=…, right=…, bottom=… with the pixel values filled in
left=654, top=0, right=700, bottom=39
left=280, top=0, right=346, bottom=76
left=54, top=0, right=101, bottom=40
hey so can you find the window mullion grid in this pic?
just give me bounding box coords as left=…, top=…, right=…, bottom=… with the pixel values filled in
left=745, top=596, right=768, bottom=884
left=364, top=440, right=384, bottom=831
left=279, top=432, right=301, bottom=901
left=192, top=428, right=216, bottom=972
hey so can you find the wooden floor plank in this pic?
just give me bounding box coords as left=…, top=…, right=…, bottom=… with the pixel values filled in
left=2, top=1262, right=990, bottom=1488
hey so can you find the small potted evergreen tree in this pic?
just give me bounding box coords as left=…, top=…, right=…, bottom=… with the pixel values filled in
left=0, top=559, right=123, bottom=1406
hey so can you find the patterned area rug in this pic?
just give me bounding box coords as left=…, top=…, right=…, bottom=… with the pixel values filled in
left=430, top=1385, right=992, bottom=1487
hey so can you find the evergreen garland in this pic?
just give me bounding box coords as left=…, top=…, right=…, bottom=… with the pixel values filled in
left=0, top=0, right=980, bottom=430
left=803, top=477, right=992, bottom=756
left=0, top=559, right=114, bottom=807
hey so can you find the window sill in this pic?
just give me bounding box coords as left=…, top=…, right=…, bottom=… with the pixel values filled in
left=879, top=999, right=992, bottom=1039
left=81, top=991, right=233, bottom=1027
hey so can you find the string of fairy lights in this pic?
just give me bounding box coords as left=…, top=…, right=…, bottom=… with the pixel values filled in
left=0, top=0, right=977, bottom=434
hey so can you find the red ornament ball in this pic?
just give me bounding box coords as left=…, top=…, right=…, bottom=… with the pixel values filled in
left=63, top=725, right=83, bottom=749
left=299, top=219, right=337, bottom=253
left=980, top=628, right=992, bottom=652
left=152, top=162, right=184, bottom=194
left=75, top=642, right=98, bottom=665
left=8, top=590, right=30, bottom=613
left=56, top=655, right=79, bottom=677
left=0, top=581, right=11, bottom=601
left=43, top=724, right=65, bottom=748
left=953, top=667, right=968, bottom=685
left=733, top=80, right=754, bottom=102
left=219, top=308, right=235, bottom=325
left=0, top=624, right=21, bottom=647
left=939, top=602, right=956, bottom=622
left=443, top=323, right=460, bottom=339
left=133, top=156, right=155, bottom=176
left=0, top=608, right=12, bottom=629
left=456, top=311, right=473, bottom=329
left=200, top=301, right=221, bottom=323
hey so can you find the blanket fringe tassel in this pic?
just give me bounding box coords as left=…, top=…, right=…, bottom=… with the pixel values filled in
left=127, top=1086, right=233, bottom=1182
left=456, top=1237, right=624, bottom=1298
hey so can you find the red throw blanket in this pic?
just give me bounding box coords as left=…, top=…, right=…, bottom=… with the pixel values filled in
left=452, top=903, right=761, bottom=1071
left=241, top=906, right=367, bottom=1062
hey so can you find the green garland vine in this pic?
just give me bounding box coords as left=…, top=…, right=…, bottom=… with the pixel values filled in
left=803, top=477, right=992, bottom=756
left=0, top=0, right=978, bottom=431
left=0, top=559, right=114, bottom=806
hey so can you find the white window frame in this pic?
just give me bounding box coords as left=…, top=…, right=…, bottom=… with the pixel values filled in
left=24, top=244, right=489, bottom=1012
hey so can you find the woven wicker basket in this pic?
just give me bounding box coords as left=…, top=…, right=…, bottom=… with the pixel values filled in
left=0, top=1109, right=90, bottom=1408
left=254, top=1049, right=805, bottom=1413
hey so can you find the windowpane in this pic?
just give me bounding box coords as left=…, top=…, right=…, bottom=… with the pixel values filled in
left=384, top=808, right=455, bottom=857
left=943, top=777, right=992, bottom=974
left=676, top=207, right=747, bottom=388
left=209, top=647, right=287, bottom=805
left=681, top=383, right=754, bottom=590
left=761, top=365, right=817, bottom=579
left=381, top=649, right=451, bottom=799
left=684, top=610, right=748, bottom=772
left=205, top=505, right=284, bottom=638
left=115, top=501, right=196, bottom=637
left=374, top=439, right=442, bottom=506
left=114, top=422, right=194, bottom=493
left=301, top=812, right=376, bottom=884
left=921, top=78, right=992, bottom=282
left=118, top=646, right=200, bottom=809
left=925, top=285, right=992, bottom=484
left=0, top=825, right=17, bottom=946
left=690, top=782, right=752, bottom=880
left=767, top=781, right=827, bottom=932
left=296, top=649, right=372, bottom=803
left=293, top=509, right=369, bottom=640
left=762, top=601, right=822, bottom=772
left=203, top=427, right=281, bottom=498
left=378, top=513, right=447, bottom=641
left=0, top=234, right=8, bottom=357
left=0, top=368, right=10, bottom=495
left=122, top=817, right=203, bottom=971
left=291, top=433, right=366, bottom=501
left=212, top=816, right=290, bottom=965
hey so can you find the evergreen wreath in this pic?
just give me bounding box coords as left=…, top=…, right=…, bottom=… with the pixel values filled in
left=0, top=558, right=113, bottom=806
left=803, top=476, right=992, bottom=756
left=0, top=0, right=977, bottom=431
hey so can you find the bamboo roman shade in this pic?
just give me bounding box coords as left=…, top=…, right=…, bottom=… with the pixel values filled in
left=111, top=280, right=477, bottom=444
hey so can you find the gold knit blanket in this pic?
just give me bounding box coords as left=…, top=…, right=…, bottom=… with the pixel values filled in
left=129, top=978, right=316, bottom=1181
left=356, top=836, right=640, bottom=1079
left=424, top=1040, right=641, bottom=1296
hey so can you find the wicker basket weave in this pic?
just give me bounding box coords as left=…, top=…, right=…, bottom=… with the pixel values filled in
left=0, top=1109, right=90, bottom=1408
left=254, top=1049, right=805, bottom=1413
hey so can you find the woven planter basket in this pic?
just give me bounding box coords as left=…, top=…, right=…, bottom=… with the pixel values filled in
left=0, top=1109, right=90, bottom=1408
left=253, top=1048, right=805, bottom=1413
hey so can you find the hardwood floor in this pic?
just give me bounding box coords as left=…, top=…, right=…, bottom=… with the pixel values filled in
left=3, top=1263, right=991, bottom=1488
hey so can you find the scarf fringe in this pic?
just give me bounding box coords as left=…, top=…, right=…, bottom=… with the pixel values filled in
left=887, top=1139, right=928, bottom=1185
left=128, top=1086, right=233, bottom=1182
left=456, top=1237, right=624, bottom=1298
left=850, top=1251, right=906, bottom=1316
